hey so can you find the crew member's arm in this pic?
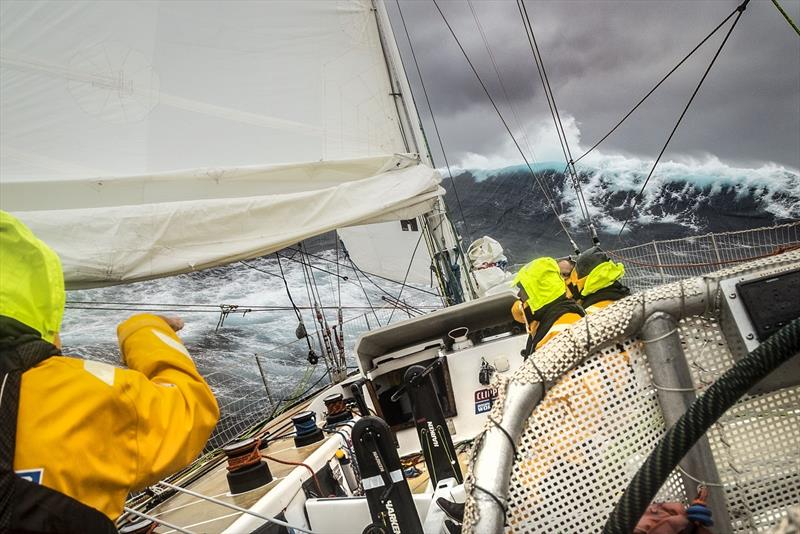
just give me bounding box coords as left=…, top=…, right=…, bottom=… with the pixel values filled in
left=116, top=314, right=220, bottom=490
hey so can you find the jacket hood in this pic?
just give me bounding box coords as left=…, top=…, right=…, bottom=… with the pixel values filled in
left=0, top=211, right=65, bottom=343
left=513, top=257, right=566, bottom=312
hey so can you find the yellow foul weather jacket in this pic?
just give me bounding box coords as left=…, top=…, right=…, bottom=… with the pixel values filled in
left=3, top=210, right=219, bottom=522
left=14, top=314, right=220, bottom=520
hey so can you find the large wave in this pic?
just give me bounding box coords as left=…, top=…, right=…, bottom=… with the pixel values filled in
left=447, top=115, right=799, bottom=238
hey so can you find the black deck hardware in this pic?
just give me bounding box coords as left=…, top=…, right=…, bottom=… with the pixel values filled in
left=397, top=361, right=463, bottom=487
left=352, top=417, right=423, bottom=534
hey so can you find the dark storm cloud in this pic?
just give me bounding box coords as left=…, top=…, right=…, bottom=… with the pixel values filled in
left=387, top=0, right=800, bottom=170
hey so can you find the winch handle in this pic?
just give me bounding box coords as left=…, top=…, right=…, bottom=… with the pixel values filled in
left=390, top=356, right=444, bottom=402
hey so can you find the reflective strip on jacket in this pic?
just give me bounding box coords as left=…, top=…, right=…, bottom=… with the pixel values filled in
left=14, top=313, right=220, bottom=521
left=534, top=312, right=583, bottom=351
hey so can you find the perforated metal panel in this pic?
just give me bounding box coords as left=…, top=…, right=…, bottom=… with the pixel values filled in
left=464, top=250, right=800, bottom=534
left=504, top=340, right=687, bottom=532
left=681, top=316, right=800, bottom=532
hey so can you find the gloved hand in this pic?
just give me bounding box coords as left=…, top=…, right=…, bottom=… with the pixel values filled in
left=686, top=503, right=713, bottom=526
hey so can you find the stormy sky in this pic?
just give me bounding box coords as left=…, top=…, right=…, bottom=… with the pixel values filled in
left=386, top=0, right=800, bottom=171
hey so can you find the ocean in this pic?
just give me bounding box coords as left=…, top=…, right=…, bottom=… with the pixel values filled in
left=61, top=160, right=799, bottom=448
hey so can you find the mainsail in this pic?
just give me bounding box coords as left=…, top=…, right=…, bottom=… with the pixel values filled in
left=0, top=0, right=438, bottom=287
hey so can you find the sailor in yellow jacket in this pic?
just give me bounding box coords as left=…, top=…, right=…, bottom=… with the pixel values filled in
left=511, top=257, right=585, bottom=356
left=570, top=246, right=630, bottom=313
left=1, top=211, right=220, bottom=526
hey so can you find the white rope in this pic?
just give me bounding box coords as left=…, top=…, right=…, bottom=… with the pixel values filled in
left=122, top=507, right=196, bottom=534
left=676, top=465, right=725, bottom=488
left=642, top=328, right=679, bottom=344
left=652, top=382, right=698, bottom=393
left=157, top=481, right=324, bottom=534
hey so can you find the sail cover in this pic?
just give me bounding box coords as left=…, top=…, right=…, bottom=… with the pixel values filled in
left=0, top=0, right=436, bottom=287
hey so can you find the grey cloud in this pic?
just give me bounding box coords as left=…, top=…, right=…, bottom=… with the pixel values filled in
left=387, top=0, right=800, bottom=170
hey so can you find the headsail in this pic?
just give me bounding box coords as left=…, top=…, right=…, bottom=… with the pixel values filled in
left=0, top=0, right=441, bottom=288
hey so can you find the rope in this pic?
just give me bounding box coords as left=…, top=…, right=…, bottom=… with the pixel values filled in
left=394, top=0, right=473, bottom=244
left=675, top=465, right=725, bottom=488
left=122, top=507, right=195, bottom=534
left=601, top=317, right=800, bottom=534
left=431, top=0, right=580, bottom=253
left=651, top=382, right=698, bottom=393
left=387, top=232, right=425, bottom=323
left=517, top=0, right=591, bottom=233
left=261, top=453, right=330, bottom=498
left=348, top=259, right=383, bottom=327
left=771, top=0, right=800, bottom=36
left=573, top=4, right=743, bottom=164
left=157, top=481, right=324, bottom=534
left=616, top=0, right=751, bottom=241
left=641, top=329, right=678, bottom=344
left=473, top=484, right=508, bottom=515
left=467, top=0, right=539, bottom=166
left=288, top=246, right=440, bottom=297
left=487, top=416, right=517, bottom=459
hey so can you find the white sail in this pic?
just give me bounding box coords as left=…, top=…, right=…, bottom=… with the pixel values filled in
left=0, top=0, right=438, bottom=286
left=2, top=155, right=442, bottom=288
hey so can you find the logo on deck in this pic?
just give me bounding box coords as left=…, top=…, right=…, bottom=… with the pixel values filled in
left=474, top=387, right=498, bottom=414
left=16, top=468, right=44, bottom=485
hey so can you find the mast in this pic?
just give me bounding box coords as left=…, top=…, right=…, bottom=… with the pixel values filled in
left=372, top=0, right=478, bottom=304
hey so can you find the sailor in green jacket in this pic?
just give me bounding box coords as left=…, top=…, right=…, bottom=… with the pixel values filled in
left=570, top=246, right=630, bottom=313
left=512, top=257, right=585, bottom=356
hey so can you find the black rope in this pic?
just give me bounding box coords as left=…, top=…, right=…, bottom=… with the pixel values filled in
left=574, top=5, right=742, bottom=164
left=518, top=0, right=591, bottom=234
left=467, top=0, right=539, bottom=164
left=287, top=246, right=440, bottom=297
left=473, top=484, right=508, bottom=515
left=394, top=0, right=473, bottom=245
left=602, top=316, right=798, bottom=534
left=616, top=0, right=750, bottom=241
left=272, top=255, right=306, bottom=324
left=431, top=0, right=579, bottom=253
left=487, top=416, right=517, bottom=459
left=387, top=232, right=425, bottom=323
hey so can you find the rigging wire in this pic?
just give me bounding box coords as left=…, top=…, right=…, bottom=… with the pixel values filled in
left=770, top=0, right=800, bottom=37
left=573, top=5, right=744, bottom=164
left=517, top=0, right=592, bottom=234
left=394, top=0, right=473, bottom=245
left=467, top=0, right=539, bottom=166
left=387, top=231, right=425, bottom=323
left=430, top=0, right=580, bottom=253
left=346, top=256, right=384, bottom=327
left=616, top=0, right=751, bottom=241
left=287, top=246, right=440, bottom=297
